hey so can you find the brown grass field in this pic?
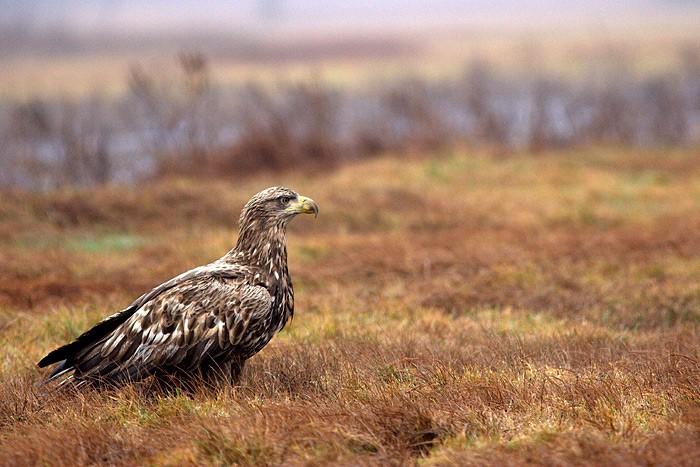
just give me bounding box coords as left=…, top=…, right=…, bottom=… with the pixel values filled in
left=0, top=147, right=699, bottom=465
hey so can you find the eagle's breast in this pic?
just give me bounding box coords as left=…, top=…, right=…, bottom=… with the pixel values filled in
left=231, top=235, right=294, bottom=359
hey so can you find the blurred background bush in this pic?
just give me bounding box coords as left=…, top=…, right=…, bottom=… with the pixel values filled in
left=1, top=0, right=699, bottom=189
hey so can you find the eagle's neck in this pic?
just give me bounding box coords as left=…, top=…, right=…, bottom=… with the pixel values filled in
left=227, top=220, right=294, bottom=331
left=234, top=227, right=287, bottom=282
left=232, top=221, right=287, bottom=272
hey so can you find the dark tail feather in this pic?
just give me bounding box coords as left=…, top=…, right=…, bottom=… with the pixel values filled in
left=48, top=360, right=72, bottom=379
left=37, top=305, right=138, bottom=371
left=38, top=343, right=76, bottom=368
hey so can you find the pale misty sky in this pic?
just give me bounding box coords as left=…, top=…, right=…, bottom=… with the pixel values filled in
left=2, top=0, right=698, bottom=32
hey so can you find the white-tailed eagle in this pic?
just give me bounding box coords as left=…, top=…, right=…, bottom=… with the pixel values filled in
left=38, top=187, right=318, bottom=387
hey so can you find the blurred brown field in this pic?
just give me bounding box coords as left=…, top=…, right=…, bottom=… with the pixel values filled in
left=1, top=147, right=699, bottom=465
left=3, top=23, right=700, bottom=99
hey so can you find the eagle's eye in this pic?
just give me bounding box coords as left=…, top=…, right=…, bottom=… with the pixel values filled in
left=279, top=196, right=293, bottom=205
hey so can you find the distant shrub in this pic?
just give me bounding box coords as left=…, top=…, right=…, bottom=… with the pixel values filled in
left=2, top=47, right=700, bottom=189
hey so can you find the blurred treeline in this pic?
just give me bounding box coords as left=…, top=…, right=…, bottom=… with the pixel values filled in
left=2, top=48, right=700, bottom=190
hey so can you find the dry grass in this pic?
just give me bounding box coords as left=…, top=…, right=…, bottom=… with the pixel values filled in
left=1, top=147, right=699, bottom=465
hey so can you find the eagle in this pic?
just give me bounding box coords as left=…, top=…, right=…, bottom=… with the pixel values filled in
left=37, top=186, right=318, bottom=387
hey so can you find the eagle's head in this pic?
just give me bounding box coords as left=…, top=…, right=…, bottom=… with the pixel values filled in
left=239, top=186, right=319, bottom=230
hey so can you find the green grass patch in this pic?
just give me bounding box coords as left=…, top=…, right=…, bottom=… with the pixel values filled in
left=67, top=233, right=144, bottom=253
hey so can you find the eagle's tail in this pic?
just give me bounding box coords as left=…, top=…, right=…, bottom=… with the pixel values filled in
left=37, top=305, right=138, bottom=383
left=46, top=359, right=75, bottom=382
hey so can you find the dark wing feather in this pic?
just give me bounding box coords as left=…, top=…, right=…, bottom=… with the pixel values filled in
left=38, top=263, right=243, bottom=377
left=56, top=275, right=271, bottom=385
left=38, top=307, right=136, bottom=372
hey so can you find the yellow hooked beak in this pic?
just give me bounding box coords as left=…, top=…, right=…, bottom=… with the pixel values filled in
left=287, top=195, right=319, bottom=218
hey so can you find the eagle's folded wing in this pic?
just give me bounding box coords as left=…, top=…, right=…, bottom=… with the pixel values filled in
left=38, top=265, right=223, bottom=372
left=40, top=269, right=271, bottom=385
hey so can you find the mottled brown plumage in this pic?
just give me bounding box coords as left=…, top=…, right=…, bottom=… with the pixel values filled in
left=38, top=187, right=318, bottom=386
